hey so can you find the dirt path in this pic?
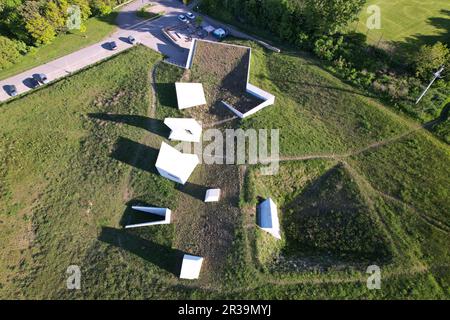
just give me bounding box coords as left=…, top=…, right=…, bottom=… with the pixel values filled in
left=274, top=117, right=443, bottom=164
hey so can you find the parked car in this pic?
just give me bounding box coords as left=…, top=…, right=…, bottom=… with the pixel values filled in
left=7, top=85, right=18, bottom=97
left=127, top=35, right=137, bottom=45
left=178, top=14, right=188, bottom=23
left=28, top=77, right=40, bottom=88
left=34, top=73, right=48, bottom=84
left=186, top=12, right=195, bottom=20
left=110, top=41, right=118, bottom=50
left=212, top=28, right=228, bottom=40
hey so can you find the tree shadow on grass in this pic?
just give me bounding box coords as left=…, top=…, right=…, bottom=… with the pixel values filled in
left=391, top=9, right=450, bottom=57
left=110, top=136, right=159, bottom=174
left=98, top=226, right=184, bottom=277
left=88, top=113, right=170, bottom=138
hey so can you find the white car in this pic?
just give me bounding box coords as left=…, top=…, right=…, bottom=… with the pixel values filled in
left=128, top=35, right=137, bottom=45
left=186, top=12, right=195, bottom=20
left=178, top=14, right=188, bottom=23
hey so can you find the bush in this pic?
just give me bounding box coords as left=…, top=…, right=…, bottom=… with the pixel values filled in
left=91, top=0, right=113, bottom=16
left=413, top=42, right=450, bottom=80
left=313, top=35, right=343, bottom=61
left=0, top=36, right=27, bottom=70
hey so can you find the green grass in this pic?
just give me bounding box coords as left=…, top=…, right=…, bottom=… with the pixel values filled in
left=136, top=4, right=164, bottom=20
left=351, top=0, right=450, bottom=48
left=232, top=39, right=450, bottom=298
left=0, top=45, right=168, bottom=298
left=1, top=37, right=449, bottom=299
left=0, top=12, right=118, bottom=80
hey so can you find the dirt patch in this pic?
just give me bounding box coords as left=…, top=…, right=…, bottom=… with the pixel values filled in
left=188, top=41, right=263, bottom=122
left=173, top=163, right=241, bottom=284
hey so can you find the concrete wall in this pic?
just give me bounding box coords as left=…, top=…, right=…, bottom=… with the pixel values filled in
left=187, top=39, right=276, bottom=119
left=185, top=39, right=197, bottom=69
left=221, top=101, right=244, bottom=118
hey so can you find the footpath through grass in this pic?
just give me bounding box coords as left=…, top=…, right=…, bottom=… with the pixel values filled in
left=1, top=38, right=449, bottom=299
left=0, top=12, right=118, bottom=80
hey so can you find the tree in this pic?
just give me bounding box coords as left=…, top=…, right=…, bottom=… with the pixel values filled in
left=69, top=0, right=91, bottom=21
left=304, top=0, right=366, bottom=34
left=90, top=0, right=112, bottom=16
left=25, top=13, right=56, bottom=44
left=413, top=42, right=450, bottom=80
left=0, top=35, right=25, bottom=70
left=44, top=0, right=69, bottom=33
left=195, top=15, right=203, bottom=27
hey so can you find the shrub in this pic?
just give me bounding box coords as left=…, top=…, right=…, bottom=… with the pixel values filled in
left=91, top=0, right=113, bottom=16
left=0, top=36, right=27, bottom=70
left=313, top=36, right=342, bottom=61
left=413, top=42, right=450, bottom=80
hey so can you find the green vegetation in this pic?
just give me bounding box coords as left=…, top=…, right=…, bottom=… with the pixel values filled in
left=235, top=38, right=449, bottom=298
left=136, top=4, right=164, bottom=20
left=0, top=0, right=130, bottom=77
left=198, top=1, right=450, bottom=144
left=0, top=45, right=171, bottom=298
left=282, top=164, right=393, bottom=261
left=1, top=37, right=449, bottom=299
left=0, top=12, right=118, bottom=80
left=352, top=0, right=450, bottom=47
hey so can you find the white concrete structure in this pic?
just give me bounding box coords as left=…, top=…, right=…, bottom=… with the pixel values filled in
left=155, top=142, right=199, bottom=184
left=258, top=198, right=281, bottom=239
left=204, top=188, right=221, bottom=202
left=175, top=82, right=207, bottom=109
left=164, top=118, right=202, bottom=142
left=180, top=254, right=204, bottom=279
left=124, top=206, right=171, bottom=229
left=186, top=39, right=275, bottom=118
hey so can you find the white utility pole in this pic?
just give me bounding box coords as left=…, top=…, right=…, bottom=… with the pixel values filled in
left=416, top=66, right=444, bottom=104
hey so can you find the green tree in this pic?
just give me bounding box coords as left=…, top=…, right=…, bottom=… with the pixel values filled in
left=44, top=0, right=69, bottom=33
left=0, top=35, right=26, bottom=70
left=25, top=13, right=56, bottom=45
left=304, top=0, right=366, bottom=34
left=90, top=0, right=112, bottom=15
left=414, top=42, right=449, bottom=79
left=69, top=0, right=91, bottom=21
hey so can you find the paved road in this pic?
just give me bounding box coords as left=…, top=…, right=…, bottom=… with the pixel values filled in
left=0, top=0, right=194, bottom=102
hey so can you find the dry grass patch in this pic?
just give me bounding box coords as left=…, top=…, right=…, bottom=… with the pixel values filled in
left=188, top=40, right=263, bottom=122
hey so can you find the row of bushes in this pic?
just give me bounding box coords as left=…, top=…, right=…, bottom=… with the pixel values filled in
left=308, top=33, right=449, bottom=123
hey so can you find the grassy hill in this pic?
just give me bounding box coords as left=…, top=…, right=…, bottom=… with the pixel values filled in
left=0, top=39, right=449, bottom=299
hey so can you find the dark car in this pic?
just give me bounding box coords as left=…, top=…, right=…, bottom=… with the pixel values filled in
left=110, top=41, right=118, bottom=50
left=28, top=77, right=40, bottom=88
left=33, top=73, right=48, bottom=84
left=7, top=85, right=18, bottom=97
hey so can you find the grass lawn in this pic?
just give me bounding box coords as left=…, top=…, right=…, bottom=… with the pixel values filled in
left=351, top=0, right=450, bottom=48
left=1, top=38, right=449, bottom=299
left=0, top=45, right=168, bottom=298
left=0, top=12, right=118, bottom=81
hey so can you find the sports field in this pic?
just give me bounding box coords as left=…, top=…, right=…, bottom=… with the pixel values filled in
left=352, top=0, right=449, bottom=48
